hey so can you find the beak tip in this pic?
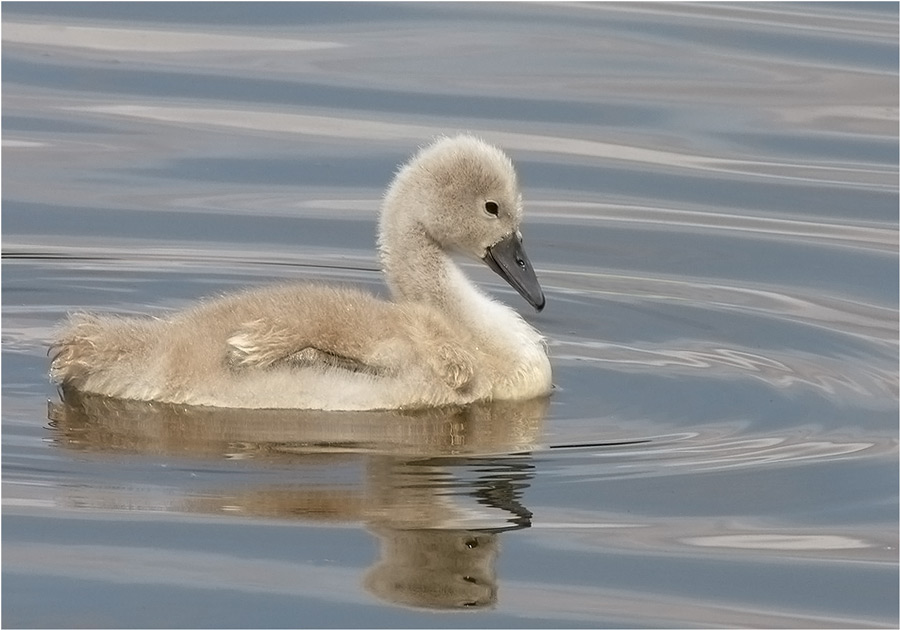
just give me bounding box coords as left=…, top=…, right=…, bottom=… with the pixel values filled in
left=484, top=232, right=546, bottom=312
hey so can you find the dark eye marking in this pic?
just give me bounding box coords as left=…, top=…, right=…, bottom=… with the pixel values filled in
left=484, top=200, right=499, bottom=216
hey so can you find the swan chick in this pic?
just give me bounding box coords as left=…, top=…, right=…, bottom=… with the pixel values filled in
left=50, top=135, right=552, bottom=410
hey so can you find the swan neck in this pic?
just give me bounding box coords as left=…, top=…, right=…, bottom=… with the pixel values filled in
left=379, top=211, right=454, bottom=306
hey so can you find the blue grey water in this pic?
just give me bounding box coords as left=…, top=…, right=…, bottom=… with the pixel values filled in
left=2, top=2, right=897, bottom=628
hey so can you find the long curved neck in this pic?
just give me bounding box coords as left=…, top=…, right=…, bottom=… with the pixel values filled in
left=379, top=216, right=456, bottom=308
left=378, top=204, right=532, bottom=345
left=378, top=199, right=551, bottom=399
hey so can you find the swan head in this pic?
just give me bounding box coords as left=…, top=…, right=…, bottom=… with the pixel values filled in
left=381, top=135, right=545, bottom=311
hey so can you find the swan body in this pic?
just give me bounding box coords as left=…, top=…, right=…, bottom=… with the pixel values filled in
left=50, top=135, right=552, bottom=410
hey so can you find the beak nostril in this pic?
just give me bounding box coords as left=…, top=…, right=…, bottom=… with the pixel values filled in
left=482, top=231, right=544, bottom=311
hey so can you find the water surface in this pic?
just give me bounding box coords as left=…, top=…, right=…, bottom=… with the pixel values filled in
left=2, top=3, right=898, bottom=628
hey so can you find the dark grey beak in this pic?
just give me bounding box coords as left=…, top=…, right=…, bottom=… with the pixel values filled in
left=483, top=232, right=545, bottom=312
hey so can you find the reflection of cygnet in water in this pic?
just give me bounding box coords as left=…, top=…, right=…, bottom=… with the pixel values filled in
left=358, top=453, right=531, bottom=610
left=364, top=528, right=498, bottom=610
left=47, top=392, right=545, bottom=611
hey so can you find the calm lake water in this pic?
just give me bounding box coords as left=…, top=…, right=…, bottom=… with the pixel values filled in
left=2, top=2, right=898, bottom=628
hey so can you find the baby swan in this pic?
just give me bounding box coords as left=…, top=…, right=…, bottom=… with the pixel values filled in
left=50, top=135, right=552, bottom=410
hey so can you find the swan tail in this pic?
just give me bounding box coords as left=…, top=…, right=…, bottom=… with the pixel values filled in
left=49, top=312, right=155, bottom=389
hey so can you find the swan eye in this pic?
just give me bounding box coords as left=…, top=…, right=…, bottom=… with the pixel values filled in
left=484, top=201, right=499, bottom=217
